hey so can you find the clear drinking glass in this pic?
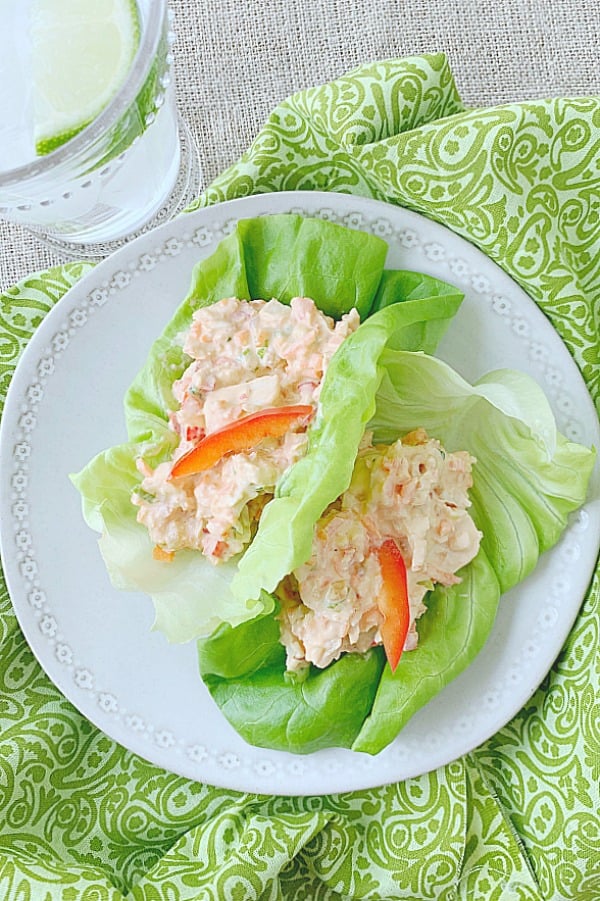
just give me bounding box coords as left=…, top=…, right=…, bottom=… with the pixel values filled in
left=0, top=0, right=202, bottom=259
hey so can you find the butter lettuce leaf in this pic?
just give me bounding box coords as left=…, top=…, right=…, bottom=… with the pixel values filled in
left=198, top=611, right=387, bottom=754
left=71, top=214, right=463, bottom=642
left=198, top=344, right=595, bottom=755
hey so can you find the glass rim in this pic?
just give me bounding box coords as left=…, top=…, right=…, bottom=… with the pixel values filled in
left=0, top=0, right=168, bottom=189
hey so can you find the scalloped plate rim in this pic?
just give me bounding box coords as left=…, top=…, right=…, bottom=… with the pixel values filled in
left=0, top=190, right=598, bottom=795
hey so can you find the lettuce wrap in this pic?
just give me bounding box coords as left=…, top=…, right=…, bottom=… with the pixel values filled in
left=72, top=214, right=465, bottom=643
left=198, top=326, right=595, bottom=753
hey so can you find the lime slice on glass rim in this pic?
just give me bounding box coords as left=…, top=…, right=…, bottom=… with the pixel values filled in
left=32, top=0, right=141, bottom=156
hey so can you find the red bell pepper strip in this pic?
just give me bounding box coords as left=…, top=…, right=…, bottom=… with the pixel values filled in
left=376, top=539, right=410, bottom=673
left=169, top=404, right=314, bottom=479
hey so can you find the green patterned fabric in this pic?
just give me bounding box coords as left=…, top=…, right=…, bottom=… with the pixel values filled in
left=1, top=54, right=598, bottom=900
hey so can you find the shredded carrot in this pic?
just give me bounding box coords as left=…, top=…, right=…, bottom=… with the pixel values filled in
left=153, top=545, right=174, bottom=563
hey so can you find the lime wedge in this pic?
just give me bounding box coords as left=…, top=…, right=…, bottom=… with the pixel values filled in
left=32, top=0, right=140, bottom=155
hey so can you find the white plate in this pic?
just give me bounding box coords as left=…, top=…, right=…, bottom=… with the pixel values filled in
left=1, top=191, right=599, bottom=796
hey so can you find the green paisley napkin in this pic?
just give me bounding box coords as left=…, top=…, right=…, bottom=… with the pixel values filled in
left=1, top=53, right=598, bottom=900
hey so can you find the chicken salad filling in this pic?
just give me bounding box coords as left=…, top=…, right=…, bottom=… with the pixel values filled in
left=277, top=428, right=482, bottom=672
left=133, top=296, right=359, bottom=562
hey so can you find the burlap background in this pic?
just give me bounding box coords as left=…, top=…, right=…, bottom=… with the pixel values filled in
left=1, top=0, right=599, bottom=292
